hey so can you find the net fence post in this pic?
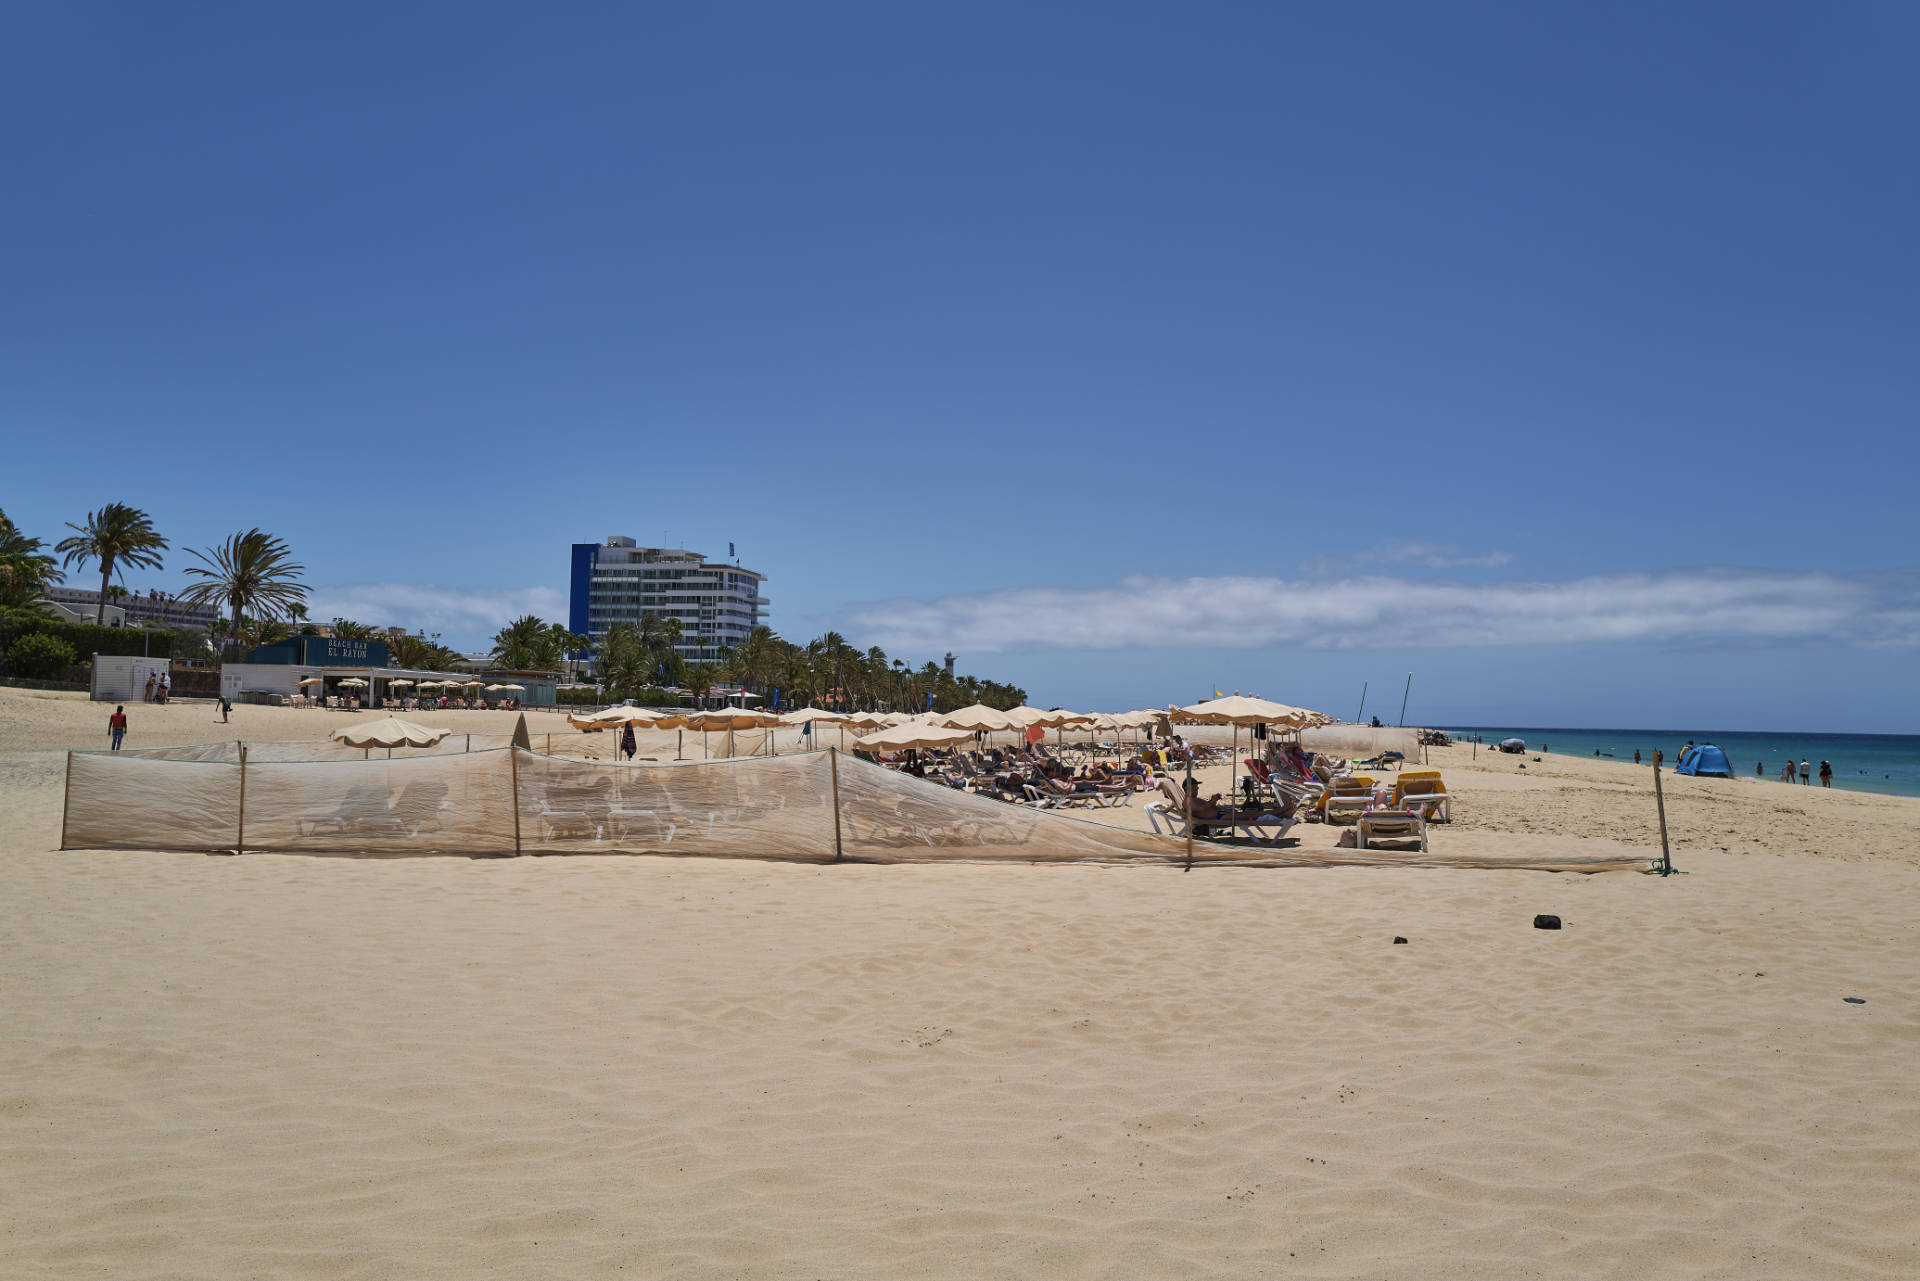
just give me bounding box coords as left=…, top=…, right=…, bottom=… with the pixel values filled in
left=236, top=743, right=248, bottom=855
left=1652, top=748, right=1673, bottom=875
left=59, top=751, right=73, bottom=850
left=509, top=746, right=523, bottom=856
left=829, top=748, right=844, bottom=863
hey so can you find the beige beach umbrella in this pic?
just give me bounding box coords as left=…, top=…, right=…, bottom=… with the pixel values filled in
left=569, top=705, right=669, bottom=730
left=331, top=717, right=450, bottom=750
left=1003, top=705, right=1052, bottom=728
left=683, top=706, right=777, bottom=729
left=296, top=676, right=325, bottom=687
left=387, top=678, right=414, bottom=687
left=682, top=705, right=777, bottom=760
left=780, top=705, right=850, bottom=751
left=338, top=677, right=369, bottom=688
left=1173, top=695, right=1327, bottom=805
left=778, top=707, right=849, bottom=725
left=1172, top=695, right=1316, bottom=727
left=853, top=723, right=976, bottom=753
left=935, top=703, right=1016, bottom=732
left=484, top=684, right=510, bottom=692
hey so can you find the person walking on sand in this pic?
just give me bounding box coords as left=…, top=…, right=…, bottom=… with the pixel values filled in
left=108, top=705, right=128, bottom=751
left=218, top=693, right=231, bottom=724
left=1799, top=759, right=1811, bottom=785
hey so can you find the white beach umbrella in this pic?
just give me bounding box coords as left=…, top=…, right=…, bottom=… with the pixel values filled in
left=296, top=676, right=325, bottom=687
left=338, top=677, right=368, bottom=688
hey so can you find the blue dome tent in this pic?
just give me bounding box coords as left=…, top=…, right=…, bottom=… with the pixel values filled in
left=1676, top=743, right=1733, bottom=777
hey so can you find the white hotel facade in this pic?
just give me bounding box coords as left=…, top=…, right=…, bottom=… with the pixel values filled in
left=568, top=537, right=769, bottom=664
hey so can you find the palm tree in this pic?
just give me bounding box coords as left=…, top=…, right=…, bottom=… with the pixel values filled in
left=55, top=503, right=168, bottom=625
left=681, top=661, right=720, bottom=708
left=179, top=529, right=308, bottom=653
left=0, top=509, right=64, bottom=608
left=491, top=614, right=552, bottom=669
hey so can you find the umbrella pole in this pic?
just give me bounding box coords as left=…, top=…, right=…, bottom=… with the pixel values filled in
left=1230, top=725, right=1237, bottom=806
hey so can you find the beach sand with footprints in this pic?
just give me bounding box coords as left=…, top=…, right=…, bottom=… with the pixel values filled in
left=4, top=687, right=1917, bottom=1279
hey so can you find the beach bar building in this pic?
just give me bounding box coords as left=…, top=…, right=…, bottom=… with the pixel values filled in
left=221, top=635, right=558, bottom=708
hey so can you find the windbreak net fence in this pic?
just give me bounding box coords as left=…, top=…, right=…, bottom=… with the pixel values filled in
left=61, top=748, right=1654, bottom=871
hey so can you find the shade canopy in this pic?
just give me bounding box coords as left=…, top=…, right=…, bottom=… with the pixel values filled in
left=1172, top=695, right=1322, bottom=728
left=484, top=684, right=509, bottom=692
left=778, top=707, right=849, bottom=725
left=330, top=717, right=451, bottom=749
left=935, top=703, right=1016, bottom=731
left=838, top=711, right=890, bottom=728
left=337, top=678, right=369, bottom=688
left=1035, top=708, right=1092, bottom=728
left=497, top=683, right=525, bottom=691
left=296, top=677, right=326, bottom=687
left=386, top=678, right=413, bottom=687
left=854, top=723, right=976, bottom=753
left=1002, top=706, right=1052, bottom=728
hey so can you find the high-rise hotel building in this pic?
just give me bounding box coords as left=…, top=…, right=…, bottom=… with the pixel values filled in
left=569, top=537, right=769, bottom=664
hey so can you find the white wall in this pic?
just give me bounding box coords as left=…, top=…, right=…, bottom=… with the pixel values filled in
left=91, top=657, right=170, bottom=702
left=221, top=663, right=313, bottom=701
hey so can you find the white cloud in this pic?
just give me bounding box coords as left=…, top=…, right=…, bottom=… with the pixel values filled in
left=845, top=569, right=1920, bottom=654
left=1299, top=541, right=1514, bottom=576
left=304, top=583, right=567, bottom=645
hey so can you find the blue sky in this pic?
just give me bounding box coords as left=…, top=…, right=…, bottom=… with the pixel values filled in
left=5, top=3, right=1917, bottom=730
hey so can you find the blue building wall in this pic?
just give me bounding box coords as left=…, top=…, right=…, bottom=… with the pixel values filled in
left=569, top=543, right=598, bottom=640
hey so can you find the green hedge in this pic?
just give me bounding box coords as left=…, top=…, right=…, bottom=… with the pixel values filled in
left=0, top=606, right=176, bottom=660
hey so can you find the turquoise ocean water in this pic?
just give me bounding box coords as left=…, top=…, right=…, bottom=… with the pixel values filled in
left=1441, top=727, right=1920, bottom=799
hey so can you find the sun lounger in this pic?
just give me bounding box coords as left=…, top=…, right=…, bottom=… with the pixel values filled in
left=298, top=784, right=391, bottom=836
left=1320, top=776, right=1377, bottom=823
left=385, top=780, right=449, bottom=836
left=1389, top=772, right=1451, bottom=822
left=1146, top=778, right=1294, bottom=844
left=1356, top=808, right=1428, bottom=851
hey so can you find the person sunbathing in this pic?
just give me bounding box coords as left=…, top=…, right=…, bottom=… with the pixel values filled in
left=1182, top=777, right=1294, bottom=821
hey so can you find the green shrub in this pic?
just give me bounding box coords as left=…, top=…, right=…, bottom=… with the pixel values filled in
left=5, top=631, right=79, bottom=678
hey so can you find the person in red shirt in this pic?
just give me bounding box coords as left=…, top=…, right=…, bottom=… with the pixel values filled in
left=108, top=705, right=128, bottom=751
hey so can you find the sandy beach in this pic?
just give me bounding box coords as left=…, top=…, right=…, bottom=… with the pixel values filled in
left=4, top=687, right=1917, bottom=1279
